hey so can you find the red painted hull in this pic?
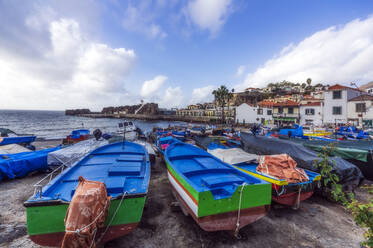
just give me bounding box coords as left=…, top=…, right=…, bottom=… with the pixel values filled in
left=171, top=185, right=269, bottom=232
left=272, top=191, right=313, bottom=206
left=29, top=222, right=138, bottom=247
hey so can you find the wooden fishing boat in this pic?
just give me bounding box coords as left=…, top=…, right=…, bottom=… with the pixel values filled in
left=209, top=147, right=321, bottom=207
left=24, top=141, right=150, bottom=247
left=164, top=142, right=271, bottom=232
left=64, top=129, right=90, bottom=144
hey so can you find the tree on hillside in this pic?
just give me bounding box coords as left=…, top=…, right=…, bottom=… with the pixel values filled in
left=212, top=85, right=231, bottom=124
left=307, top=78, right=312, bottom=86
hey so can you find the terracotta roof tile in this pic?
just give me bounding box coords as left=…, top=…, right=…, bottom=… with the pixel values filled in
left=348, top=95, right=373, bottom=101
left=301, top=102, right=321, bottom=106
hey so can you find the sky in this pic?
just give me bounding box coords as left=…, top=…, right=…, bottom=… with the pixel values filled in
left=0, top=0, right=373, bottom=111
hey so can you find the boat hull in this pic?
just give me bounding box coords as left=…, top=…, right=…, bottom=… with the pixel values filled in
left=167, top=169, right=270, bottom=231
left=272, top=191, right=313, bottom=206
left=171, top=184, right=269, bottom=231
left=29, top=222, right=138, bottom=247
left=25, top=196, right=146, bottom=247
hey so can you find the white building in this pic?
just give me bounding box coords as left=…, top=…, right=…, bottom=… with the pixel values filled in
left=323, top=84, right=362, bottom=125
left=300, top=102, right=323, bottom=126
left=235, top=103, right=272, bottom=125
left=360, top=81, right=373, bottom=95
left=347, top=95, right=373, bottom=127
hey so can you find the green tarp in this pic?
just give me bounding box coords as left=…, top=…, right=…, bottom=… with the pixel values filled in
left=287, top=139, right=372, bottom=163
left=303, top=143, right=369, bottom=163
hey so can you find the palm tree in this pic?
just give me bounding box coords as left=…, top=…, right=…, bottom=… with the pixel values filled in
left=306, top=78, right=312, bottom=86
left=212, top=85, right=230, bottom=124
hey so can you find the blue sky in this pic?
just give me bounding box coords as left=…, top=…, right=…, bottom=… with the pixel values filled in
left=0, top=0, right=373, bottom=110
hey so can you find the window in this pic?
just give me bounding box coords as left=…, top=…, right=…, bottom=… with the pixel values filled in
left=278, top=107, right=283, bottom=114
left=333, top=90, right=342, bottom=99
left=267, top=109, right=272, bottom=115
left=288, top=107, right=294, bottom=114
left=356, top=103, right=366, bottom=112
left=257, top=109, right=263, bottom=115
left=305, top=108, right=315, bottom=115
left=332, top=106, right=342, bottom=115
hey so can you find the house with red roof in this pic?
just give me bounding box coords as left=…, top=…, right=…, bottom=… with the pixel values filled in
left=323, top=84, right=364, bottom=125
left=235, top=103, right=273, bottom=125
left=271, top=100, right=300, bottom=124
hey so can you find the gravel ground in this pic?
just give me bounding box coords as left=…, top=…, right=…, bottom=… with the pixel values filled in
left=0, top=140, right=367, bottom=248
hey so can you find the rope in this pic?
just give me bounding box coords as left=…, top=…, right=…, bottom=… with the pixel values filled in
left=65, top=185, right=111, bottom=235
left=292, top=186, right=302, bottom=210
left=234, top=182, right=247, bottom=238
left=96, top=191, right=128, bottom=245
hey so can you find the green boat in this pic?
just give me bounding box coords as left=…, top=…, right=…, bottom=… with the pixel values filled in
left=24, top=141, right=151, bottom=247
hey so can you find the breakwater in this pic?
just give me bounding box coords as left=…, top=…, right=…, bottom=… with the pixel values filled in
left=75, top=113, right=220, bottom=123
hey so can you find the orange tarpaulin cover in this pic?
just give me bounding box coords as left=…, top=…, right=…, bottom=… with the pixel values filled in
left=256, top=154, right=309, bottom=184
left=61, top=176, right=111, bottom=248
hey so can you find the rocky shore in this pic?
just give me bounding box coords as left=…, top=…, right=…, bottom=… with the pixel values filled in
left=0, top=140, right=368, bottom=248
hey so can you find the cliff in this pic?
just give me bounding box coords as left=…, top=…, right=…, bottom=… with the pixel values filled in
left=65, top=109, right=91, bottom=115
left=101, top=103, right=159, bottom=115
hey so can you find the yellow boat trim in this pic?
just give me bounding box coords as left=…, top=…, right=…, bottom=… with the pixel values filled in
left=234, top=166, right=288, bottom=186
left=313, top=175, right=321, bottom=181
left=303, top=132, right=332, bottom=137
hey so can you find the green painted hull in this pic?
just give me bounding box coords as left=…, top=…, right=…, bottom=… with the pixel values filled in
left=166, top=161, right=271, bottom=218
left=26, top=196, right=146, bottom=236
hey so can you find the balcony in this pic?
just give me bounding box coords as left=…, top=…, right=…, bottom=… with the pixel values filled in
left=272, top=112, right=299, bottom=119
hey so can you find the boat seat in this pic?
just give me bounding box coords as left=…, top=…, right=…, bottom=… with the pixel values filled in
left=108, top=163, right=142, bottom=176
left=184, top=168, right=234, bottom=177
left=201, top=175, right=244, bottom=188
left=104, top=177, right=126, bottom=193
left=194, top=157, right=226, bottom=169
left=168, top=154, right=211, bottom=161
left=117, top=154, right=144, bottom=162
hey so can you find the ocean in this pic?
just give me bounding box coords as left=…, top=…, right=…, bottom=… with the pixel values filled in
left=0, top=110, right=186, bottom=139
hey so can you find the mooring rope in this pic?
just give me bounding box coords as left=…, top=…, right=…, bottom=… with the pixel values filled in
left=292, top=186, right=302, bottom=210
left=95, top=191, right=128, bottom=245
left=235, top=182, right=247, bottom=238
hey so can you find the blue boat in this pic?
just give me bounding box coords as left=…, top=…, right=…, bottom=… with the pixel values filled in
left=0, top=146, right=61, bottom=182
left=66, top=129, right=90, bottom=143
left=0, top=136, right=37, bottom=146
left=335, top=126, right=370, bottom=139
left=24, top=141, right=151, bottom=247
left=164, top=141, right=271, bottom=232
left=155, top=136, right=180, bottom=156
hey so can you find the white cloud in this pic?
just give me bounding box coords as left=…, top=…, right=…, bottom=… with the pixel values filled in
left=122, top=4, right=167, bottom=39
left=236, top=65, right=246, bottom=77
left=242, top=15, right=373, bottom=88
left=0, top=17, right=136, bottom=110
left=190, top=85, right=214, bottom=104
left=186, top=0, right=233, bottom=35
left=160, top=87, right=184, bottom=108
left=141, top=75, right=168, bottom=98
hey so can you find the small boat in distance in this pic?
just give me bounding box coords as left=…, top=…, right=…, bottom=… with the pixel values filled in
left=64, top=129, right=90, bottom=144
left=24, top=141, right=151, bottom=247
left=164, top=141, right=271, bottom=233
left=117, top=121, right=138, bottom=140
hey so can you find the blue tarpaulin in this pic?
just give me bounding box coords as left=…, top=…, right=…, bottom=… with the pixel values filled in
left=0, top=146, right=61, bottom=182
left=0, top=136, right=37, bottom=146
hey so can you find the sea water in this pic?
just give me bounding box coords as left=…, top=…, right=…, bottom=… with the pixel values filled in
left=0, top=110, right=186, bottom=139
